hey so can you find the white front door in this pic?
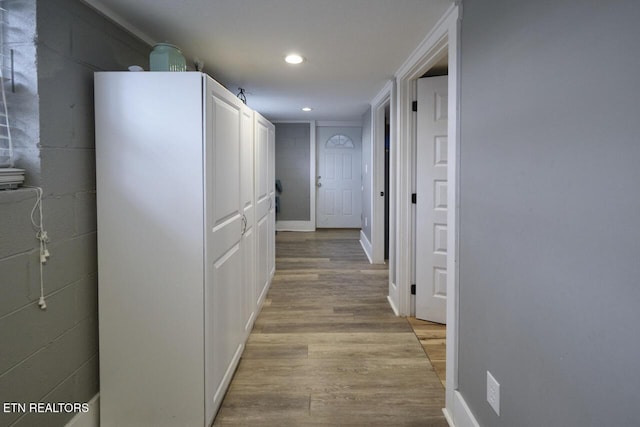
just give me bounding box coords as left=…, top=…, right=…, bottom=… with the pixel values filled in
left=415, top=76, right=448, bottom=324
left=316, top=127, right=362, bottom=228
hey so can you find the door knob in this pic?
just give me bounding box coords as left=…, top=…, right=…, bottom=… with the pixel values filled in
left=317, top=182, right=322, bottom=188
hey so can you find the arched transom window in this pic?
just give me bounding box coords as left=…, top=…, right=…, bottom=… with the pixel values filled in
left=325, top=134, right=354, bottom=149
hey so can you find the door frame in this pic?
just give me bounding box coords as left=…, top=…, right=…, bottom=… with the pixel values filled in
left=392, top=4, right=467, bottom=424
left=370, top=82, right=393, bottom=265
left=273, top=120, right=317, bottom=232
left=315, top=121, right=363, bottom=229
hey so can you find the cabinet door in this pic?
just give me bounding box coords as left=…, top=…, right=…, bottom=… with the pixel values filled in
left=268, top=124, right=276, bottom=278
left=255, top=114, right=271, bottom=307
left=204, top=78, right=244, bottom=423
left=240, top=106, right=256, bottom=337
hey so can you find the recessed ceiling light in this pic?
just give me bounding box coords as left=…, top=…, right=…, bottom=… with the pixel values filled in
left=302, top=107, right=313, bottom=112
left=285, top=54, right=305, bottom=64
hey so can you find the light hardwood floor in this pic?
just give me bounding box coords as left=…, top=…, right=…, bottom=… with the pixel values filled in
left=213, top=229, right=447, bottom=426
left=407, top=317, right=447, bottom=388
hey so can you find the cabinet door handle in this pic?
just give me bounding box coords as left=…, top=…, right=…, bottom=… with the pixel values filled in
left=241, top=214, right=247, bottom=235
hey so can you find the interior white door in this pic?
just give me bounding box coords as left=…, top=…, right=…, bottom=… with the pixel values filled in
left=316, top=127, right=362, bottom=228
left=415, top=76, right=448, bottom=324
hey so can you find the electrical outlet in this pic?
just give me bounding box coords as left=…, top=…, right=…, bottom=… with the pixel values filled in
left=487, top=371, right=500, bottom=416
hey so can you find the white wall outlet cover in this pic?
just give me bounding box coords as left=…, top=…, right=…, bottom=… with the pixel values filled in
left=487, top=370, right=500, bottom=416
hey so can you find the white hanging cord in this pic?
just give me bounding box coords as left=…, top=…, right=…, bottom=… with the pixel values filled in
left=24, top=186, right=49, bottom=310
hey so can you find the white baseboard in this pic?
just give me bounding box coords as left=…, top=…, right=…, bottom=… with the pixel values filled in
left=445, top=390, right=480, bottom=427
left=212, top=343, right=244, bottom=416
left=386, top=295, right=399, bottom=316
left=276, top=220, right=315, bottom=232
left=359, top=230, right=373, bottom=264
left=65, top=393, right=99, bottom=427
left=443, top=407, right=455, bottom=426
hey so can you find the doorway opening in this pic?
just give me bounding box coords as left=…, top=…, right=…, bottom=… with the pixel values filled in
left=384, top=105, right=390, bottom=261
left=370, top=82, right=393, bottom=271
left=391, top=4, right=461, bottom=422
left=413, top=52, right=448, bottom=323
left=408, top=52, right=449, bottom=391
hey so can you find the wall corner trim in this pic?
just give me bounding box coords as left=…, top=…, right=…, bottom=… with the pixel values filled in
left=65, top=393, right=100, bottom=427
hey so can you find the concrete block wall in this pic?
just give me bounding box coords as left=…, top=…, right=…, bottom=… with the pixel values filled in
left=0, top=0, right=149, bottom=425
left=3, top=0, right=40, bottom=183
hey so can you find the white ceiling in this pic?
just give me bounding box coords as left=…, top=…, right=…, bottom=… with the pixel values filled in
left=84, top=0, right=453, bottom=121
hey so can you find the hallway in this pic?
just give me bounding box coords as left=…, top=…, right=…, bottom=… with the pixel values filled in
left=213, top=229, right=446, bottom=426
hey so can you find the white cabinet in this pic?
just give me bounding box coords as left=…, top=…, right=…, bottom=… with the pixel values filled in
left=254, top=113, right=275, bottom=307
left=94, top=72, right=274, bottom=427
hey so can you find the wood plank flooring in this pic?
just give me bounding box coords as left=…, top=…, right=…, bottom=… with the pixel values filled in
left=213, top=229, right=446, bottom=426
left=407, top=317, right=447, bottom=388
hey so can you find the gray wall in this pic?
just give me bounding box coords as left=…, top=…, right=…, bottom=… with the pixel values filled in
left=275, top=123, right=311, bottom=222
left=458, top=1, right=640, bottom=426
left=361, top=107, right=372, bottom=241
left=0, top=1, right=149, bottom=425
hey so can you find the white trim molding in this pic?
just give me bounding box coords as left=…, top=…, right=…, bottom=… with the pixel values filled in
left=359, top=230, right=373, bottom=264
left=370, top=80, right=394, bottom=108
left=443, top=391, right=481, bottom=427
left=316, top=121, right=362, bottom=127
left=386, top=295, right=399, bottom=316
left=276, top=220, right=315, bottom=232
left=64, top=393, right=99, bottom=427
left=310, top=121, right=317, bottom=228
left=370, top=80, right=393, bottom=265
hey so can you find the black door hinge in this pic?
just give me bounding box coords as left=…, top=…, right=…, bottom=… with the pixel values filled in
left=411, top=193, right=417, bottom=204
left=412, top=101, right=418, bottom=112
left=411, top=284, right=416, bottom=295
